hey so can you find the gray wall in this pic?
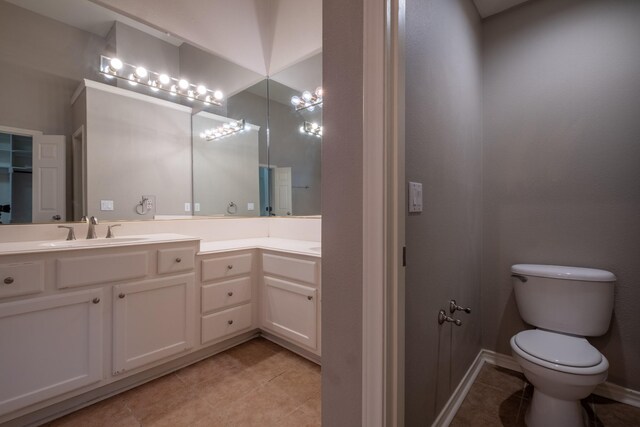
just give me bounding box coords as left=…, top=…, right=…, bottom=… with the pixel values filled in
left=84, top=87, right=192, bottom=220
left=322, top=0, right=363, bottom=424
left=405, top=0, right=483, bottom=424
left=482, top=0, right=640, bottom=390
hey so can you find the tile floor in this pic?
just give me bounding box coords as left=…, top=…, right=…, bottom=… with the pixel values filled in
left=451, top=364, right=640, bottom=426
left=46, top=338, right=321, bottom=427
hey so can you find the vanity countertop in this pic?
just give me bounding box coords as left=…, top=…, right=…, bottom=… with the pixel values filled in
left=198, top=238, right=321, bottom=258
left=0, top=233, right=199, bottom=255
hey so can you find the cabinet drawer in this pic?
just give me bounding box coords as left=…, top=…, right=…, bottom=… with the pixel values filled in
left=201, top=253, right=252, bottom=282
left=158, top=247, right=195, bottom=275
left=57, top=252, right=148, bottom=289
left=262, top=253, right=318, bottom=285
left=201, top=303, right=252, bottom=344
left=0, top=261, right=45, bottom=299
left=202, top=277, right=252, bottom=313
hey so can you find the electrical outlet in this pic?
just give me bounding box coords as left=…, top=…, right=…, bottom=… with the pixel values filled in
left=184, top=202, right=191, bottom=212
left=142, top=195, right=156, bottom=212
left=194, top=203, right=201, bottom=212
left=247, top=202, right=255, bottom=211
left=408, top=182, right=423, bottom=213
left=100, top=200, right=114, bottom=211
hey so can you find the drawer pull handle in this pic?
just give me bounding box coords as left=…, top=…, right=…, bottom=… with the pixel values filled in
left=227, top=291, right=234, bottom=297
left=118, top=293, right=126, bottom=299
left=92, top=297, right=100, bottom=304
left=4, top=277, right=14, bottom=285
left=307, top=296, right=313, bottom=301
left=176, top=257, right=182, bottom=263
left=227, top=265, right=233, bottom=270
left=228, top=320, right=234, bottom=325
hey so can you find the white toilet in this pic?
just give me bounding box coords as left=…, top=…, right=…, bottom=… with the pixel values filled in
left=510, top=264, right=616, bottom=427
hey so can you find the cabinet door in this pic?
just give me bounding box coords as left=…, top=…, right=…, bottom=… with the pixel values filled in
left=0, top=289, right=103, bottom=416
left=262, top=276, right=317, bottom=350
left=113, top=274, right=194, bottom=375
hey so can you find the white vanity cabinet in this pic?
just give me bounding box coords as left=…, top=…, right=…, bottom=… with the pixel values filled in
left=199, top=250, right=257, bottom=345
left=0, top=289, right=103, bottom=415
left=112, top=274, right=195, bottom=375
left=261, top=252, right=321, bottom=354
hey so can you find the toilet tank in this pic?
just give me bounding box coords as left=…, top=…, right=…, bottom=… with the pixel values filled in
left=511, top=264, right=615, bottom=336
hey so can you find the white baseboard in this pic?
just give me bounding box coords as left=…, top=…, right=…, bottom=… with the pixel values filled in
left=431, top=351, right=486, bottom=427
left=431, top=348, right=640, bottom=427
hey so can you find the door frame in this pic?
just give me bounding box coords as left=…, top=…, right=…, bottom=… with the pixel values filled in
left=362, top=0, right=405, bottom=426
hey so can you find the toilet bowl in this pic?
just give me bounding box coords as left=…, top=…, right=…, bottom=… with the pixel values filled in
left=510, top=264, right=615, bottom=427
left=510, top=329, right=608, bottom=427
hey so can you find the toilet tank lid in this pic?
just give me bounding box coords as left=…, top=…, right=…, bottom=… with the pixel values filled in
left=511, top=264, right=616, bottom=282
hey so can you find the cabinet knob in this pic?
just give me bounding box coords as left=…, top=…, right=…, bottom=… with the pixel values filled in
left=118, top=293, right=125, bottom=299
left=227, top=291, right=234, bottom=297
left=227, top=320, right=234, bottom=325
left=307, top=296, right=313, bottom=301
left=175, top=257, right=182, bottom=263
left=92, top=297, right=100, bottom=304
left=3, top=277, right=14, bottom=285
left=227, top=265, right=233, bottom=270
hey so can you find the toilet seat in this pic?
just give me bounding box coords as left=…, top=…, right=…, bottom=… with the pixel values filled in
left=511, top=330, right=608, bottom=375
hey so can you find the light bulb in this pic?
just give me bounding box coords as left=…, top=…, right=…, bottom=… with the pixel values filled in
left=178, top=79, right=189, bottom=90
left=213, top=90, right=223, bottom=101
left=205, top=129, right=212, bottom=136
left=109, top=57, right=123, bottom=71
left=315, top=87, right=323, bottom=97
left=291, top=96, right=301, bottom=106
left=135, top=66, right=147, bottom=79
left=199, top=132, right=205, bottom=139
left=158, top=74, right=170, bottom=85
left=223, top=123, right=230, bottom=129
left=311, top=122, right=319, bottom=129
left=196, top=85, right=207, bottom=95
left=302, top=91, right=312, bottom=101
left=300, top=126, right=305, bottom=133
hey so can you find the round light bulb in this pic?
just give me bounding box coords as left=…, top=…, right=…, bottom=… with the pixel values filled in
left=291, top=96, right=301, bottom=106
left=315, top=87, right=323, bottom=97
left=110, top=57, right=123, bottom=71
left=158, top=74, right=170, bottom=85
left=300, top=126, right=305, bottom=133
left=135, top=66, right=147, bottom=79
left=311, top=122, right=319, bottom=129
left=213, top=90, right=223, bottom=101
left=302, top=91, right=312, bottom=101
left=196, top=85, right=207, bottom=95
left=178, top=79, right=189, bottom=90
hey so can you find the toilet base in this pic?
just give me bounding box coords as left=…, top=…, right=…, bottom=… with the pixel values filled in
left=526, top=388, right=588, bottom=427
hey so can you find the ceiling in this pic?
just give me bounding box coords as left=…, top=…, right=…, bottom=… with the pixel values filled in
left=472, top=0, right=531, bottom=18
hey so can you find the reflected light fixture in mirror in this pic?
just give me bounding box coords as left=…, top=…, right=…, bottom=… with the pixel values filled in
left=200, top=119, right=247, bottom=141
left=100, top=55, right=224, bottom=105
left=301, top=121, right=323, bottom=137
left=291, top=86, right=323, bottom=111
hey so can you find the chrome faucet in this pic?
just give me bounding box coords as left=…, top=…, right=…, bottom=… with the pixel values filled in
left=58, top=225, right=76, bottom=241
left=86, top=216, right=98, bottom=239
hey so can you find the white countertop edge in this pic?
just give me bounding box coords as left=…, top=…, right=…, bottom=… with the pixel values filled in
left=198, top=238, right=322, bottom=258
left=0, top=233, right=200, bottom=256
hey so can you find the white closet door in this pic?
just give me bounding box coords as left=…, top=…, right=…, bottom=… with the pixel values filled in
left=273, top=167, right=292, bottom=216
left=32, top=134, right=65, bottom=222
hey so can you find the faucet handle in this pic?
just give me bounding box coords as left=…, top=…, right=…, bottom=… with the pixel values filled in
left=57, top=225, right=76, bottom=241
left=80, top=216, right=89, bottom=223
left=106, top=224, right=121, bottom=238
left=90, top=216, right=98, bottom=225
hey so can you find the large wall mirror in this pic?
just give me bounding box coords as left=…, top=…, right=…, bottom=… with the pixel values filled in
left=0, top=0, right=321, bottom=224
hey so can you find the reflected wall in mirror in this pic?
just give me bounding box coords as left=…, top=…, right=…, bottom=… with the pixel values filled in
left=0, top=0, right=321, bottom=223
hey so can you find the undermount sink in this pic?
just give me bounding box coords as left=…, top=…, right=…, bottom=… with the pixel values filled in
left=39, top=237, right=148, bottom=248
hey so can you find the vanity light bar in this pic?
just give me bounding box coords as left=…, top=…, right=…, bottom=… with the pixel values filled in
left=300, top=121, right=322, bottom=137
left=290, top=87, right=323, bottom=111
left=200, top=119, right=247, bottom=141
left=99, top=55, right=224, bottom=106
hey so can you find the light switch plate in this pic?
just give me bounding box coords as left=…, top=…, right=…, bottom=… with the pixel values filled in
left=100, top=200, right=114, bottom=211
left=408, top=182, right=423, bottom=213
left=247, top=202, right=255, bottom=211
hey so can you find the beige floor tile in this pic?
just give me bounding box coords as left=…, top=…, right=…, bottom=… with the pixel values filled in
left=174, top=353, right=242, bottom=386
left=270, top=367, right=322, bottom=404
left=475, top=364, right=528, bottom=398
left=590, top=395, right=640, bottom=426
left=143, top=396, right=220, bottom=427
left=194, top=368, right=262, bottom=410
left=278, top=407, right=322, bottom=427
left=451, top=382, right=526, bottom=427
left=48, top=396, right=138, bottom=427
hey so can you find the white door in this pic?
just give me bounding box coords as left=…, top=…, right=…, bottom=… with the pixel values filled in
left=32, top=134, right=65, bottom=222
left=273, top=167, right=292, bottom=216
left=0, top=289, right=103, bottom=416
left=113, top=274, right=195, bottom=375
left=262, top=275, right=317, bottom=350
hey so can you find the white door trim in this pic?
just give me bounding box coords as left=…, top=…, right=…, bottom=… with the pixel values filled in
left=362, top=0, right=405, bottom=426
